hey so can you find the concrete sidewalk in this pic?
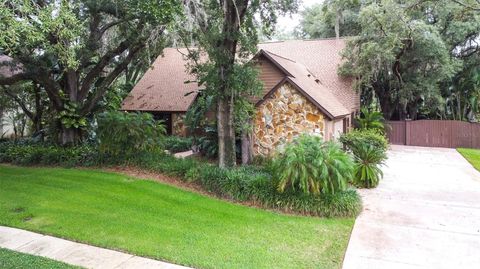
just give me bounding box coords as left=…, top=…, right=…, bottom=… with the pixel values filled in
left=343, top=145, right=480, bottom=269
left=0, top=226, right=191, bottom=269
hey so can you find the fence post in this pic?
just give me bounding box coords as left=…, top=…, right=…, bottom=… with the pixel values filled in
left=405, top=119, right=411, bottom=146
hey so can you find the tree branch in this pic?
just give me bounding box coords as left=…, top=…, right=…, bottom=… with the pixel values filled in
left=4, top=88, right=34, bottom=120
left=0, top=73, right=29, bottom=85
left=78, top=23, right=145, bottom=101
left=80, top=42, right=146, bottom=115
left=452, top=0, right=480, bottom=11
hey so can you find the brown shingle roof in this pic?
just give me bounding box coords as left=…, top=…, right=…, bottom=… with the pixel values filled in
left=121, top=38, right=358, bottom=113
left=121, top=48, right=199, bottom=112
left=259, top=50, right=350, bottom=119
left=259, top=39, right=358, bottom=111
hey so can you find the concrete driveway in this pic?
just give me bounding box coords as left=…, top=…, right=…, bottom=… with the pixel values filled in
left=343, top=145, right=480, bottom=269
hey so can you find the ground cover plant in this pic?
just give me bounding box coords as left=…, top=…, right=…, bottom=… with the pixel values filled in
left=0, top=140, right=361, bottom=218
left=164, top=136, right=193, bottom=153
left=0, top=248, right=79, bottom=269
left=458, top=148, right=480, bottom=171
left=0, top=165, right=355, bottom=269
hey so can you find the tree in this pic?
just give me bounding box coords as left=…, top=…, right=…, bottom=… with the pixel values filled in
left=1, top=82, right=47, bottom=137
left=340, top=0, right=459, bottom=120
left=0, top=0, right=181, bottom=144
left=181, top=0, right=298, bottom=167
left=337, top=0, right=480, bottom=121
left=298, top=1, right=361, bottom=39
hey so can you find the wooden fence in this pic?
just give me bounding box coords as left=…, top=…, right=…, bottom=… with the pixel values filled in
left=386, top=120, right=480, bottom=149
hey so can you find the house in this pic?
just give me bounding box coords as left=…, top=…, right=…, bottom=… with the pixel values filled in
left=121, top=38, right=360, bottom=156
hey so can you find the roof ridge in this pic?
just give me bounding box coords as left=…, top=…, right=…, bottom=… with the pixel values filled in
left=301, top=37, right=349, bottom=42
left=258, top=37, right=350, bottom=44
left=262, top=50, right=297, bottom=63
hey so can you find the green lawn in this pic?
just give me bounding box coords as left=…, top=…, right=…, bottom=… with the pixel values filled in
left=0, top=165, right=354, bottom=269
left=458, top=148, right=480, bottom=171
left=0, top=248, right=79, bottom=269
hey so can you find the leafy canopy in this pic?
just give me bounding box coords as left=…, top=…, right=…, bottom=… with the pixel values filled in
left=0, top=0, right=181, bottom=143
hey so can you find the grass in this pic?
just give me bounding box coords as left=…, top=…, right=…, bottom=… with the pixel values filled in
left=0, top=165, right=354, bottom=269
left=0, top=248, right=79, bottom=269
left=457, top=148, right=480, bottom=171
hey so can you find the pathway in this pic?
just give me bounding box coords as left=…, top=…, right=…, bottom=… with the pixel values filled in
left=0, top=226, right=191, bottom=269
left=343, top=145, right=480, bottom=269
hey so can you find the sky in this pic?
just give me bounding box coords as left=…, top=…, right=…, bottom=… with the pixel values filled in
left=276, top=0, right=323, bottom=32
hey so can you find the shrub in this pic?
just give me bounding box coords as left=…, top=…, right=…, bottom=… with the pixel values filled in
left=353, top=144, right=386, bottom=188
left=0, top=138, right=362, bottom=218
left=188, top=164, right=270, bottom=201
left=273, top=135, right=354, bottom=195
left=0, top=142, right=98, bottom=167
left=196, top=126, right=218, bottom=158
left=339, top=128, right=388, bottom=155
left=164, top=136, right=192, bottom=153
left=355, top=108, right=385, bottom=132
left=258, top=188, right=362, bottom=218
left=97, top=111, right=165, bottom=156
left=154, top=155, right=199, bottom=177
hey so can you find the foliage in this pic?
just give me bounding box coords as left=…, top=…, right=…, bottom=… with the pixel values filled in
left=196, top=125, right=219, bottom=158
left=0, top=165, right=355, bottom=269
left=297, top=1, right=361, bottom=39
left=96, top=111, right=165, bottom=156
left=259, top=188, right=362, bottom=218
left=273, top=135, right=354, bottom=195
left=340, top=0, right=458, bottom=120
left=0, top=0, right=181, bottom=144
left=0, top=82, right=47, bottom=137
left=355, top=108, right=385, bottom=132
left=164, top=136, right=193, bottom=153
left=436, top=57, right=480, bottom=121
left=339, top=129, right=389, bottom=155
left=181, top=0, right=298, bottom=167
left=184, top=94, right=216, bottom=133
left=352, top=144, right=386, bottom=188
left=0, top=141, right=97, bottom=167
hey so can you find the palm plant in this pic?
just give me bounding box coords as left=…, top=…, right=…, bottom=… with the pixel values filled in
left=352, top=144, right=386, bottom=188
left=356, top=108, right=385, bottom=132
left=275, top=135, right=354, bottom=195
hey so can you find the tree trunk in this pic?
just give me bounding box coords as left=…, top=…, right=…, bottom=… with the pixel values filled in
left=58, top=70, right=82, bottom=145
left=60, top=126, right=81, bottom=145
left=0, top=108, right=3, bottom=137
left=335, top=8, right=341, bottom=39
left=241, top=126, right=253, bottom=165
left=217, top=94, right=236, bottom=168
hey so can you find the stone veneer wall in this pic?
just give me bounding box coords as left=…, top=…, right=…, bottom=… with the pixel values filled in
left=253, top=83, right=325, bottom=156
left=172, top=113, right=187, bottom=136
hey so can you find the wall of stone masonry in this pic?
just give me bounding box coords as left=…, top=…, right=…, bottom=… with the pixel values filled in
left=253, top=82, right=326, bottom=156
left=172, top=113, right=187, bottom=136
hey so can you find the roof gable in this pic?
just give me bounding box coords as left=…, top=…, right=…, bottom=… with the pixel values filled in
left=121, top=39, right=357, bottom=114
left=255, top=50, right=350, bottom=119
left=258, top=39, right=358, bottom=111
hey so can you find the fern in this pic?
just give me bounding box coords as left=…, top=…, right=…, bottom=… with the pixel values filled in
left=352, top=144, right=386, bottom=188
left=274, top=135, right=354, bottom=195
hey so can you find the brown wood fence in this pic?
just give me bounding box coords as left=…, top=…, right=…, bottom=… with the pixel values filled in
left=386, top=120, right=480, bottom=149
